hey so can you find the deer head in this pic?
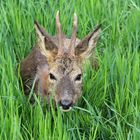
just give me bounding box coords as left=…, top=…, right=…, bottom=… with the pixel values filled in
left=34, top=11, right=101, bottom=111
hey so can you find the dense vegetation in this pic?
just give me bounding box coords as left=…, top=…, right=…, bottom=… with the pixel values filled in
left=0, top=0, right=140, bottom=139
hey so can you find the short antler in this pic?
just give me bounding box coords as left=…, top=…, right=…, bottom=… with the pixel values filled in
left=69, top=13, right=78, bottom=56
left=56, top=11, right=64, bottom=55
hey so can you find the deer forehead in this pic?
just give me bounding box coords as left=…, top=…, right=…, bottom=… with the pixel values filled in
left=50, top=57, right=81, bottom=76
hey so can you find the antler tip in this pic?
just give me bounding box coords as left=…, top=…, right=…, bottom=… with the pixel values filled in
left=56, top=10, right=60, bottom=17
left=74, top=12, right=77, bottom=18
left=73, top=13, right=78, bottom=26
left=74, top=12, right=77, bottom=17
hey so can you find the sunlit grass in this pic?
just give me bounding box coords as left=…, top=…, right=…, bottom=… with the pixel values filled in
left=0, top=0, right=140, bottom=139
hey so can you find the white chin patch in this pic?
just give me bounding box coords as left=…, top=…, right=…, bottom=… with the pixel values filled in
left=60, top=106, right=72, bottom=112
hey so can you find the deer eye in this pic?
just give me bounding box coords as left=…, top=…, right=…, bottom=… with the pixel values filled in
left=49, top=73, right=57, bottom=81
left=75, top=74, right=82, bottom=81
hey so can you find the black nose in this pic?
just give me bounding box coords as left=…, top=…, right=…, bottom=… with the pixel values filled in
left=59, top=100, right=73, bottom=110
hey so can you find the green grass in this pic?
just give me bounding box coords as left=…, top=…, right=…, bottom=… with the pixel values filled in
left=0, top=0, right=140, bottom=139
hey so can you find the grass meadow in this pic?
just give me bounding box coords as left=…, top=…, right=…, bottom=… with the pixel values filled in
left=0, top=0, right=140, bottom=139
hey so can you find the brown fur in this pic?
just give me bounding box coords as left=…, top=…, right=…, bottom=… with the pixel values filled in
left=20, top=11, right=101, bottom=111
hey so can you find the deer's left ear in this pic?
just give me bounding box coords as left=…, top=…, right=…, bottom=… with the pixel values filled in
left=75, top=25, right=101, bottom=59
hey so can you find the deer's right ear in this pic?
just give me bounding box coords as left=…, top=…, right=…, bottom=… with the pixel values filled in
left=34, top=21, right=58, bottom=62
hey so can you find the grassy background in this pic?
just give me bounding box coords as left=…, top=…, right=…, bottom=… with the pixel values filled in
left=0, top=0, right=140, bottom=139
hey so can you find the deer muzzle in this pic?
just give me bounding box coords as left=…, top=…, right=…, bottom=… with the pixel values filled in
left=57, top=76, right=75, bottom=111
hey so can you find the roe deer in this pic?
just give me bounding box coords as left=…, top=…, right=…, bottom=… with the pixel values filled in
left=20, top=11, right=101, bottom=112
